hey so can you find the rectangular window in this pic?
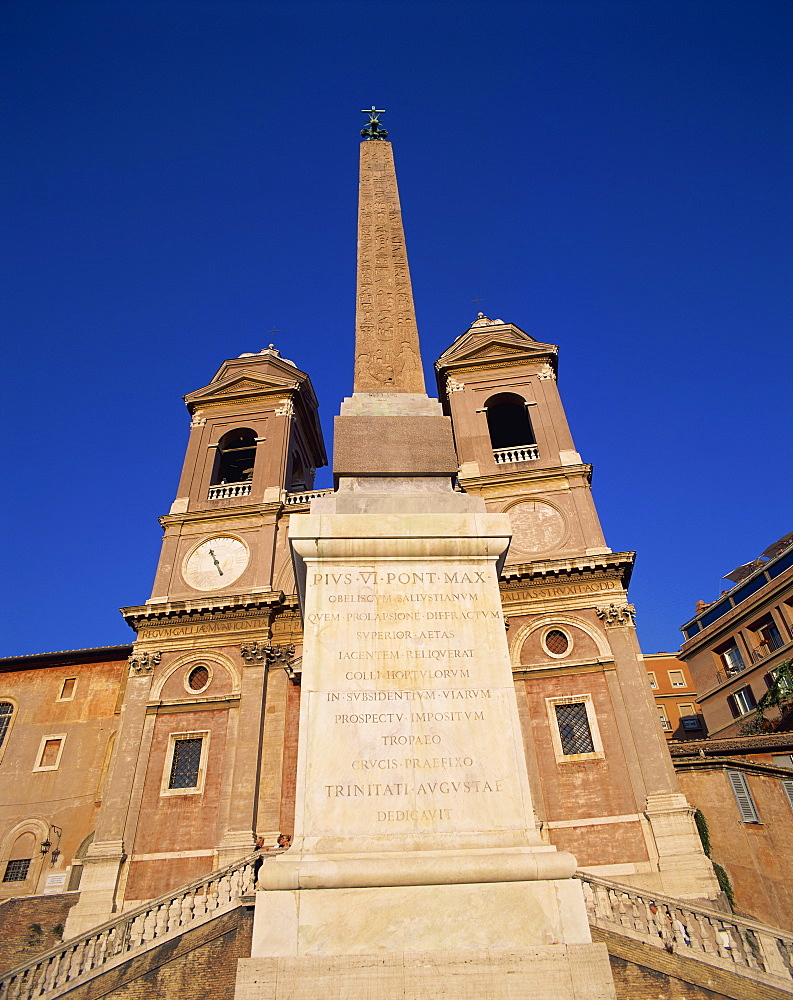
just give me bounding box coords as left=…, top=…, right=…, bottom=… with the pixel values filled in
left=782, top=778, right=793, bottom=810
left=733, top=686, right=756, bottom=715
left=726, top=770, right=761, bottom=823
left=772, top=754, right=793, bottom=769
left=161, top=731, right=209, bottom=795
left=555, top=703, right=595, bottom=755
left=657, top=705, right=671, bottom=730
left=169, top=738, right=203, bottom=788
left=720, top=643, right=745, bottom=676
left=33, top=735, right=66, bottom=772
left=546, top=695, right=604, bottom=762
left=2, top=859, right=31, bottom=883
left=678, top=704, right=702, bottom=730
left=0, top=703, right=14, bottom=749
left=58, top=678, right=77, bottom=701
left=647, top=672, right=658, bottom=690
left=668, top=670, right=686, bottom=688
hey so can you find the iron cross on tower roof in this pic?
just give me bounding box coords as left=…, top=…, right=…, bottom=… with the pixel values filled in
left=360, top=106, right=388, bottom=141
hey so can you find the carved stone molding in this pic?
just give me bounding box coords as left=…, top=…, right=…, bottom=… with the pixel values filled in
left=536, top=363, right=556, bottom=381
left=274, top=399, right=295, bottom=418
left=595, top=603, right=636, bottom=628
left=446, top=378, right=465, bottom=394
left=189, top=414, right=206, bottom=428
left=128, top=651, right=162, bottom=675
left=240, top=641, right=295, bottom=665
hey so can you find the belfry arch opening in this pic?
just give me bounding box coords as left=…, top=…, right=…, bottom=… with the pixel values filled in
left=211, top=429, right=258, bottom=485
left=485, top=394, right=536, bottom=449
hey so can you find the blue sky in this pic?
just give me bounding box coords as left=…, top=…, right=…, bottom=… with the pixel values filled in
left=2, top=0, right=791, bottom=656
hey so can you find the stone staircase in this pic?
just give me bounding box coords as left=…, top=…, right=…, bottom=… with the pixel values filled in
left=0, top=852, right=263, bottom=1000
left=579, top=872, right=793, bottom=998
left=1, top=859, right=792, bottom=1000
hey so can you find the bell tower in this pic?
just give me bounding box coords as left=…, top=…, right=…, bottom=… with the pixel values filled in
left=436, top=314, right=608, bottom=564
left=65, top=344, right=326, bottom=937
left=148, top=345, right=326, bottom=602
left=436, top=316, right=720, bottom=901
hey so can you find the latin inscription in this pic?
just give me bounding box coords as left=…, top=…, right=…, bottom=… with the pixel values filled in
left=302, top=562, right=520, bottom=832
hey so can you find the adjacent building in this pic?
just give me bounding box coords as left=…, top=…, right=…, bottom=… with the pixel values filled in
left=678, top=533, right=793, bottom=738
left=643, top=653, right=706, bottom=741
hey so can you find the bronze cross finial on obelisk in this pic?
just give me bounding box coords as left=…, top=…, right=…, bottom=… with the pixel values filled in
left=353, top=110, right=426, bottom=395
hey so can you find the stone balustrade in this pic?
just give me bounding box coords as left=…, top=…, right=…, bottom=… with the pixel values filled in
left=283, top=488, right=333, bottom=507
left=0, top=852, right=273, bottom=1000
left=578, top=871, right=793, bottom=988
left=207, top=482, right=252, bottom=500
left=492, top=444, right=539, bottom=464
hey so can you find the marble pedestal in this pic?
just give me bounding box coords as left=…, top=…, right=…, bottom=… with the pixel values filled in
left=241, top=484, right=616, bottom=999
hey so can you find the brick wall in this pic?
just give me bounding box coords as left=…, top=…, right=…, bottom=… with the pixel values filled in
left=0, top=893, right=80, bottom=975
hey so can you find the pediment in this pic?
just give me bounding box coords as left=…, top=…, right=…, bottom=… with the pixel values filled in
left=185, top=371, right=299, bottom=405
left=437, top=325, right=558, bottom=369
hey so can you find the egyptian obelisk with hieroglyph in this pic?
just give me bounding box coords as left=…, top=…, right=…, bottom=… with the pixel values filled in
left=236, top=110, right=617, bottom=1000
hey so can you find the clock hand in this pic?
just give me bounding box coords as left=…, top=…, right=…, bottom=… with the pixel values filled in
left=207, top=548, right=224, bottom=576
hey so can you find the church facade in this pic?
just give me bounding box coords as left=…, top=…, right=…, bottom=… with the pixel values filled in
left=0, top=128, right=721, bottom=946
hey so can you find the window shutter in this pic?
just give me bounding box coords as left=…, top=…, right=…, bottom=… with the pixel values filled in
left=726, top=695, right=739, bottom=719
left=781, top=777, right=793, bottom=810
left=726, top=770, right=760, bottom=823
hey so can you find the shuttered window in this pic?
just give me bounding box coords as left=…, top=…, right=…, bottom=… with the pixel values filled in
left=726, top=770, right=760, bottom=823
left=782, top=777, right=793, bottom=810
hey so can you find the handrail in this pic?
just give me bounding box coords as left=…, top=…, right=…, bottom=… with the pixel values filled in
left=283, top=489, right=333, bottom=506
left=0, top=850, right=280, bottom=1000
left=578, top=871, right=793, bottom=988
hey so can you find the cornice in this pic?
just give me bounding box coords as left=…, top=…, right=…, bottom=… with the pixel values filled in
left=673, top=757, right=793, bottom=779
left=158, top=502, right=285, bottom=529
left=668, top=731, right=793, bottom=757
left=500, top=551, right=635, bottom=586
left=438, top=356, right=557, bottom=379
left=0, top=645, right=133, bottom=670
left=459, top=464, right=593, bottom=492
left=121, top=590, right=285, bottom=631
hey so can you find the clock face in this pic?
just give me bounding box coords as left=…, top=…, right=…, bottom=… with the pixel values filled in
left=183, top=536, right=250, bottom=591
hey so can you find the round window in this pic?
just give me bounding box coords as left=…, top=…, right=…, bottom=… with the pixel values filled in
left=188, top=665, right=210, bottom=691
left=543, top=629, right=571, bottom=657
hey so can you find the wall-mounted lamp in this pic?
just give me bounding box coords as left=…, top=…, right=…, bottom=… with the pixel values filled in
left=41, top=825, right=63, bottom=864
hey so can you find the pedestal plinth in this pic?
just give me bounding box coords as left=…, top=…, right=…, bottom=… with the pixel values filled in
left=240, top=491, right=615, bottom=999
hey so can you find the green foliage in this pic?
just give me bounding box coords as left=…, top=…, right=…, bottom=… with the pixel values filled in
left=25, top=923, right=43, bottom=947
left=744, top=659, right=793, bottom=735
left=693, top=809, right=711, bottom=857
left=52, top=923, right=64, bottom=940
left=712, top=863, right=735, bottom=909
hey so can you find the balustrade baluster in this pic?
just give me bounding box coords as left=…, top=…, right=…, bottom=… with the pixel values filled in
left=754, top=930, right=793, bottom=979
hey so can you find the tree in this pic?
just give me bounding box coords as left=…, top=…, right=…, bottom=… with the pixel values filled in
left=740, top=659, right=793, bottom=735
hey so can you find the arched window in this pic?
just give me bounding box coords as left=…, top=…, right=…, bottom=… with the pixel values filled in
left=0, top=703, right=14, bottom=750
left=485, top=394, right=536, bottom=450
left=3, top=833, right=36, bottom=885
left=211, top=429, right=258, bottom=486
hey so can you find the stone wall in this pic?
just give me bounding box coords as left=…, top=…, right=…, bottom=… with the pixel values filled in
left=0, top=892, right=80, bottom=975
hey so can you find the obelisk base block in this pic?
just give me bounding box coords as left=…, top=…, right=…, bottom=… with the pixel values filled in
left=239, top=880, right=614, bottom=999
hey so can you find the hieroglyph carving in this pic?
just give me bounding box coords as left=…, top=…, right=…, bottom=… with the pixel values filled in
left=353, top=141, right=426, bottom=394
left=595, top=603, right=636, bottom=627
left=128, top=650, right=162, bottom=675
left=240, top=641, right=295, bottom=665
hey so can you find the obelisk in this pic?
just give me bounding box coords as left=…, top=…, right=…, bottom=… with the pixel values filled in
left=237, top=110, right=616, bottom=1000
